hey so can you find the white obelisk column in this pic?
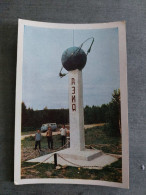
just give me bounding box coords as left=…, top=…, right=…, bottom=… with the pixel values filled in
left=68, top=69, right=85, bottom=151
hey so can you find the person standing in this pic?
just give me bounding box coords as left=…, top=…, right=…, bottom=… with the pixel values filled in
left=46, top=126, right=53, bottom=149
left=35, top=129, right=41, bottom=150
left=60, top=125, right=67, bottom=146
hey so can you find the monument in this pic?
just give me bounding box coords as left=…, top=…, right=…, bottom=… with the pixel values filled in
left=58, top=38, right=102, bottom=160
left=28, top=38, right=118, bottom=167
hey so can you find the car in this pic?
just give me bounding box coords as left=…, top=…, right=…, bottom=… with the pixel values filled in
left=41, top=123, right=57, bottom=132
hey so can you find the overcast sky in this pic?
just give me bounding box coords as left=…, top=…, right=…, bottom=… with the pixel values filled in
left=22, top=25, right=120, bottom=110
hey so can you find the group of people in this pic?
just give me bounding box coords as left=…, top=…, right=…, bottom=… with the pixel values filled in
left=34, top=125, right=68, bottom=151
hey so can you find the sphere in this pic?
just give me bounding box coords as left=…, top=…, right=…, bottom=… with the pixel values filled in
left=61, top=47, right=87, bottom=71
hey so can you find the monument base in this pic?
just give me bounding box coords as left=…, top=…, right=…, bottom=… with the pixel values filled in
left=28, top=149, right=118, bottom=170
left=57, top=148, right=102, bottom=161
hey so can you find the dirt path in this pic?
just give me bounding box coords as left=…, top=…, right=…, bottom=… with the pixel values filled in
left=84, top=123, right=104, bottom=129
left=21, top=123, right=104, bottom=140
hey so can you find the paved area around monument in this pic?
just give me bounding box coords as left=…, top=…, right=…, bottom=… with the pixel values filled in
left=27, top=149, right=118, bottom=170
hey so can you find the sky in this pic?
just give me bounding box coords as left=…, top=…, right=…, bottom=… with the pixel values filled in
left=22, top=25, right=120, bottom=110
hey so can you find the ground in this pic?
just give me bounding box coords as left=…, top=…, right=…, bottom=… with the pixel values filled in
left=21, top=124, right=122, bottom=182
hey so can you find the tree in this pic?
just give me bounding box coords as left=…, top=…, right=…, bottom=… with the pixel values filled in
left=108, top=89, right=121, bottom=136
left=100, top=104, right=109, bottom=123
left=44, top=106, right=48, bottom=110
left=84, top=105, right=93, bottom=124
left=22, top=102, right=27, bottom=127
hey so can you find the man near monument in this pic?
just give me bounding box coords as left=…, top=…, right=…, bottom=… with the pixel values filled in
left=60, top=125, right=67, bottom=146
left=46, top=127, right=53, bottom=150
left=34, top=129, right=41, bottom=151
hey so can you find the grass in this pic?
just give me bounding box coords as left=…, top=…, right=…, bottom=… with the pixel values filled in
left=85, top=126, right=121, bottom=155
left=21, top=158, right=122, bottom=182
left=21, top=125, right=122, bottom=182
left=21, top=131, right=36, bottom=135
left=22, top=134, right=62, bottom=149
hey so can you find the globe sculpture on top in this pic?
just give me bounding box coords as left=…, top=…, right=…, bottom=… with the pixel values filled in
left=59, top=37, right=94, bottom=77
left=61, top=47, right=87, bottom=71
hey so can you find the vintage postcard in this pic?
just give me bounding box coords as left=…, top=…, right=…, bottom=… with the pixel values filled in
left=14, top=19, right=129, bottom=188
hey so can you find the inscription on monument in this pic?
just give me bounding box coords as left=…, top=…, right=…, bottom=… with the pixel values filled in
left=71, top=78, right=76, bottom=111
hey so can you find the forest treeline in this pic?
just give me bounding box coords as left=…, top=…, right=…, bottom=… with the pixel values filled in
left=22, top=89, right=121, bottom=136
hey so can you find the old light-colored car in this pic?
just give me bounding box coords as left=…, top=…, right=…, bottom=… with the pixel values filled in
left=41, top=123, right=57, bottom=132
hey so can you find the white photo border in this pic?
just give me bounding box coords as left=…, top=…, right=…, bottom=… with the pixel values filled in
left=14, top=19, right=129, bottom=188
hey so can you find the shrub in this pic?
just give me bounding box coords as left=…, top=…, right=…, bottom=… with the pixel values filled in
left=101, top=123, right=119, bottom=137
